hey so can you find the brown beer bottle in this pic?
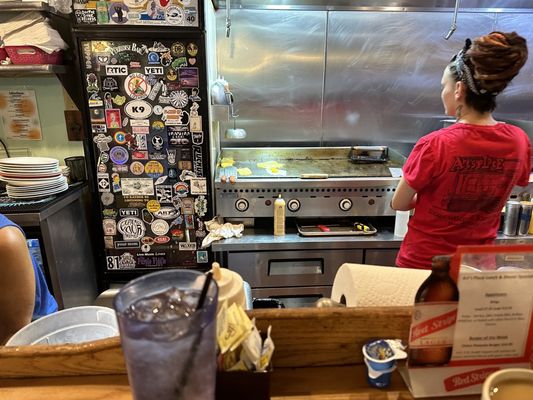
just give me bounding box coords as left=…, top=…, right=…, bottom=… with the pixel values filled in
left=408, top=255, right=459, bottom=366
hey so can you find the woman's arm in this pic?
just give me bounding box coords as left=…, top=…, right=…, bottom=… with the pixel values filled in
left=0, top=226, right=35, bottom=345
left=391, top=177, right=418, bottom=211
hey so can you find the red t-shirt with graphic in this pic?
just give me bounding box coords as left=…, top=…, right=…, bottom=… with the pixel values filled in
left=396, top=122, right=531, bottom=269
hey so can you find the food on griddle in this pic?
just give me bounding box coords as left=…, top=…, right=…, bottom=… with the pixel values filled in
left=257, top=160, right=284, bottom=169
left=220, top=157, right=235, bottom=168
left=237, top=167, right=252, bottom=176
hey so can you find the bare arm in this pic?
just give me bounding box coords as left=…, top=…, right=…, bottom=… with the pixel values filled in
left=391, top=177, right=418, bottom=211
left=0, top=227, right=35, bottom=345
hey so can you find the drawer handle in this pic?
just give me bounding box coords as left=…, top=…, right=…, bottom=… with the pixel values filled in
left=268, top=259, right=324, bottom=276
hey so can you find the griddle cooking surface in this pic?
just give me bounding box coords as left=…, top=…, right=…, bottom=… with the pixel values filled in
left=216, top=147, right=405, bottom=179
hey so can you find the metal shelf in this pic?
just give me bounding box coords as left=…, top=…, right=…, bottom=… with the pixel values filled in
left=0, top=1, right=52, bottom=12
left=0, top=64, right=67, bottom=77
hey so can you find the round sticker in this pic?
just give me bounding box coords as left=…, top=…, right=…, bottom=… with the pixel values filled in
left=100, top=152, right=110, bottom=163
left=153, top=105, right=163, bottom=115
left=101, top=192, right=115, bottom=206
left=165, top=6, right=183, bottom=25
left=147, top=200, right=161, bottom=213
left=170, top=90, right=189, bottom=108
left=98, top=163, right=107, bottom=173
left=173, top=182, right=189, bottom=197
left=152, top=120, right=165, bottom=132
left=187, top=42, right=198, bottom=56
left=151, top=219, right=170, bottom=235
left=171, top=42, right=185, bottom=57
left=110, top=146, right=129, bottom=165
left=145, top=160, right=164, bottom=178
left=130, top=161, right=145, bottom=175
left=141, top=244, right=151, bottom=253
left=147, top=52, right=160, bottom=64
left=124, top=73, right=151, bottom=100
left=166, top=68, right=177, bottom=81
left=109, top=3, right=129, bottom=24
left=114, top=131, right=127, bottom=144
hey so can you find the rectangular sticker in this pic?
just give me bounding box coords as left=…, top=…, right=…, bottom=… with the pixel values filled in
left=122, top=178, right=154, bottom=196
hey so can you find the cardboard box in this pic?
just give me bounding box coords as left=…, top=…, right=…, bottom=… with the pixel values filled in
left=400, top=361, right=530, bottom=398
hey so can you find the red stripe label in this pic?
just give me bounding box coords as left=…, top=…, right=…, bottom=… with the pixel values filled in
left=444, top=367, right=499, bottom=391
left=411, top=309, right=458, bottom=342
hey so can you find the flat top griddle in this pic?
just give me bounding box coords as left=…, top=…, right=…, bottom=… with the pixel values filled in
left=216, top=147, right=406, bottom=180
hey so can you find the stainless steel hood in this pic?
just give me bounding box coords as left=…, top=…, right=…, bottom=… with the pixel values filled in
left=214, top=0, right=533, bottom=11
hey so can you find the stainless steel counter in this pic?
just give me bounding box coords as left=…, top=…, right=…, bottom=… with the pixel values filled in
left=4, top=184, right=98, bottom=309
left=213, top=228, right=533, bottom=307
left=211, top=228, right=533, bottom=252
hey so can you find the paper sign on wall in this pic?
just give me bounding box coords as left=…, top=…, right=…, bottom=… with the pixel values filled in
left=0, top=90, right=43, bottom=140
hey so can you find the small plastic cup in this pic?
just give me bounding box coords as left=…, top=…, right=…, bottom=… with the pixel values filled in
left=362, top=340, right=398, bottom=388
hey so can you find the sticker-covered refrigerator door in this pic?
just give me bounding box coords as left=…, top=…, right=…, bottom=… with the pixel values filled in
left=80, top=39, right=211, bottom=271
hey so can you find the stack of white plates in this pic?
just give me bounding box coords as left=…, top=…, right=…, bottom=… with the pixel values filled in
left=0, top=157, right=68, bottom=199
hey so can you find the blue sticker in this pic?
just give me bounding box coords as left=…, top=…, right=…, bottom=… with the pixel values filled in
left=148, top=52, right=160, bottom=64
left=110, top=146, right=129, bottom=165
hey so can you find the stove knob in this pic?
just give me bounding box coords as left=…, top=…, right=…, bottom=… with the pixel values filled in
left=235, top=198, right=249, bottom=212
left=339, top=198, right=353, bottom=211
left=287, top=198, right=301, bottom=212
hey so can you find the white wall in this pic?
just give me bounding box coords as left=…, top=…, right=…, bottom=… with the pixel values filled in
left=0, top=76, right=83, bottom=164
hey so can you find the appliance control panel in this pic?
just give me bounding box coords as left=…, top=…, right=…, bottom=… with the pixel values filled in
left=216, top=179, right=398, bottom=218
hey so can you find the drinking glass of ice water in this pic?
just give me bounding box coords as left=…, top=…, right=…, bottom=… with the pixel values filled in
left=113, top=269, right=218, bottom=400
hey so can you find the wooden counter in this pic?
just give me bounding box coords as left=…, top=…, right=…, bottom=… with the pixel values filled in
left=0, top=307, right=478, bottom=399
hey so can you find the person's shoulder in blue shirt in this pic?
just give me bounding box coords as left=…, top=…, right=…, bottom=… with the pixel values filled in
left=0, top=213, right=57, bottom=344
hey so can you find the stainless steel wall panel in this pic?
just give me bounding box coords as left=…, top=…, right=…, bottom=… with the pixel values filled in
left=216, top=10, right=327, bottom=145
left=323, top=11, right=496, bottom=146
left=217, top=1, right=533, bottom=11
left=492, top=14, right=533, bottom=120
left=215, top=9, right=533, bottom=148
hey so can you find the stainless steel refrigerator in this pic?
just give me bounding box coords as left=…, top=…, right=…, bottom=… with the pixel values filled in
left=72, top=1, right=213, bottom=286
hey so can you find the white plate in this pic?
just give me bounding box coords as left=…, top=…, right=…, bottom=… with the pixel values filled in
left=7, top=184, right=67, bottom=193
left=7, top=185, right=68, bottom=199
left=1, top=176, right=65, bottom=186
left=7, top=182, right=67, bottom=192
left=0, top=165, right=60, bottom=171
left=0, top=172, right=62, bottom=178
left=6, top=177, right=67, bottom=191
left=0, top=157, right=59, bottom=166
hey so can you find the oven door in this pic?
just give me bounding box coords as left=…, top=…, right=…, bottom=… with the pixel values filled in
left=252, top=286, right=332, bottom=308
left=227, top=249, right=363, bottom=288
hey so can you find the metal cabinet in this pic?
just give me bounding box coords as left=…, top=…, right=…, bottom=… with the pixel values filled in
left=364, top=249, right=400, bottom=267
left=227, top=249, right=363, bottom=307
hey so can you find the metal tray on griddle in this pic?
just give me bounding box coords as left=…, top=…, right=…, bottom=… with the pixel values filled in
left=349, top=146, right=389, bottom=164
left=297, top=221, right=377, bottom=237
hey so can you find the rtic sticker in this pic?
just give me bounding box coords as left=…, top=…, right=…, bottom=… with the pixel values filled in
left=410, top=303, right=458, bottom=347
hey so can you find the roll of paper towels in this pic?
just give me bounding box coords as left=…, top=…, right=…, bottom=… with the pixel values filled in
left=331, top=263, right=430, bottom=307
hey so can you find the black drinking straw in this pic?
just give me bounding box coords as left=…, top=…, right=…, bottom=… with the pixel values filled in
left=197, top=271, right=213, bottom=310
left=175, top=271, right=214, bottom=399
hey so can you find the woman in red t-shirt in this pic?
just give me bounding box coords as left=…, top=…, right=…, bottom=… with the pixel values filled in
left=391, top=32, right=531, bottom=270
